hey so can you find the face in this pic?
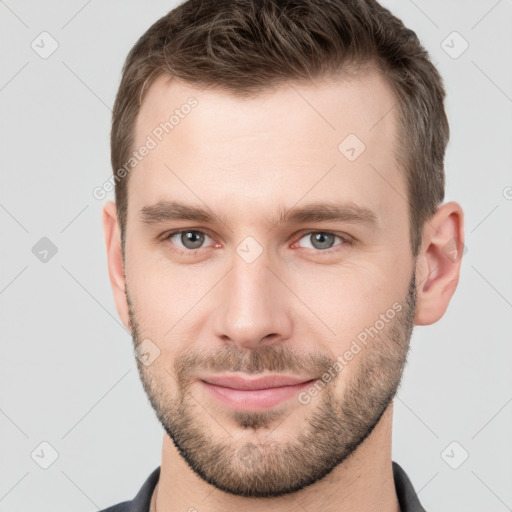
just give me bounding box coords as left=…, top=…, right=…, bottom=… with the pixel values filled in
left=123, top=69, right=418, bottom=497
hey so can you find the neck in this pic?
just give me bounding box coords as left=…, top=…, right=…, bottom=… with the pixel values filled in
left=155, top=403, right=399, bottom=512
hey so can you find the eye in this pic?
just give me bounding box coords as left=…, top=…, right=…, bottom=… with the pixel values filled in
left=165, top=230, right=214, bottom=251
left=294, top=231, right=349, bottom=251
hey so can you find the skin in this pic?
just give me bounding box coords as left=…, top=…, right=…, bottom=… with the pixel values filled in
left=103, top=67, right=464, bottom=512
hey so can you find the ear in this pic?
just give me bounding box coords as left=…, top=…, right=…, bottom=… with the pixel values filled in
left=102, top=201, right=130, bottom=331
left=414, top=201, right=465, bottom=325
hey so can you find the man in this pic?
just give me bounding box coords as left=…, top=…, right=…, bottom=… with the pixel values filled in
left=101, top=0, right=464, bottom=510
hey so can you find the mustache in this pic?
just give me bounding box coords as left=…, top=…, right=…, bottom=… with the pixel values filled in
left=174, top=343, right=335, bottom=382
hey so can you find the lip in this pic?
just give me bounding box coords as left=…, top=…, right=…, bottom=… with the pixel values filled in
left=198, top=374, right=317, bottom=411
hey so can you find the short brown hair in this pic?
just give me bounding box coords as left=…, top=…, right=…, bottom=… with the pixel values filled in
left=111, top=0, right=448, bottom=258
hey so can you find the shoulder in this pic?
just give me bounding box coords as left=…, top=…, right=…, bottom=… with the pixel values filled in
left=97, top=466, right=161, bottom=512
left=98, top=502, right=132, bottom=512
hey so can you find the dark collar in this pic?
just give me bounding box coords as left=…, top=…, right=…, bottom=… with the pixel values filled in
left=392, top=461, right=427, bottom=512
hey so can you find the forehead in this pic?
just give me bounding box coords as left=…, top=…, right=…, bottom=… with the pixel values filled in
left=128, top=68, right=404, bottom=225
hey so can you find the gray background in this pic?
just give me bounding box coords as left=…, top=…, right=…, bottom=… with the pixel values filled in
left=1, top=1, right=511, bottom=511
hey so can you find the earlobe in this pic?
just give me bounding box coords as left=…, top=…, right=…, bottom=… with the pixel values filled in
left=414, top=201, right=465, bottom=326
left=102, top=201, right=130, bottom=331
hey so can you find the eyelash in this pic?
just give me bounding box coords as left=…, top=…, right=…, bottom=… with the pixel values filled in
left=162, top=229, right=353, bottom=255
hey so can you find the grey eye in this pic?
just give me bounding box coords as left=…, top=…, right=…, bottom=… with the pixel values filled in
left=298, top=232, right=341, bottom=250
left=175, top=231, right=207, bottom=249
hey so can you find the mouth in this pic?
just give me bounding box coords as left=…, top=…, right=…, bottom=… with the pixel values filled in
left=198, top=374, right=318, bottom=411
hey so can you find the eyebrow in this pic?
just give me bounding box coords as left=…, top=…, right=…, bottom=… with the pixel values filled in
left=139, top=200, right=379, bottom=229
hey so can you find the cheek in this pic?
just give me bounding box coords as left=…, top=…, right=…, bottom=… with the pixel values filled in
left=127, top=249, right=210, bottom=333
left=290, top=260, right=406, bottom=348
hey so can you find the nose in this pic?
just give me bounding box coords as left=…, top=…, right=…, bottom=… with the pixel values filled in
left=212, top=252, right=293, bottom=350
